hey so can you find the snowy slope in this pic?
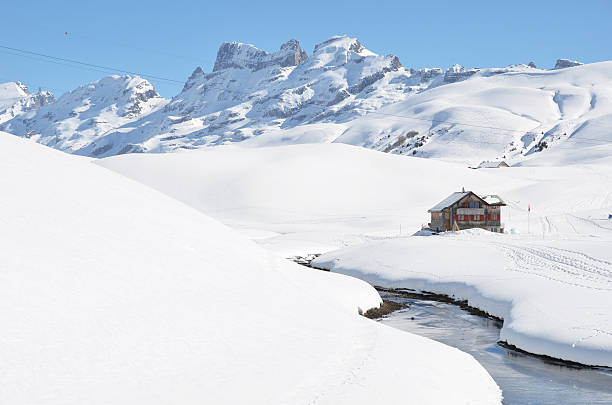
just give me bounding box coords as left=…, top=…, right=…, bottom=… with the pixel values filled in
left=336, top=62, right=612, bottom=165
left=99, top=141, right=612, bottom=366
left=0, top=82, right=28, bottom=110
left=0, top=76, right=167, bottom=154
left=0, top=81, right=54, bottom=124
left=98, top=143, right=521, bottom=255
left=312, top=230, right=612, bottom=367
left=0, top=132, right=501, bottom=404
left=98, top=142, right=612, bottom=255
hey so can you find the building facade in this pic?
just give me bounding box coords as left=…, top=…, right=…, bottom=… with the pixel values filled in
left=428, top=190, right=505, bottom=233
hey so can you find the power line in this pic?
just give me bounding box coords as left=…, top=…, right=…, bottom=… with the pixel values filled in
left=0, top=44, right=184, bottom=86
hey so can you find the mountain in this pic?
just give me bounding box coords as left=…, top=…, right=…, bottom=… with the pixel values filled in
left=73, top=35, right=447, bottom=156
left=336, top=61, right=612, bottom=165
left=0, top=76, right=167, bottom=154
left=0, top=82, right=55, bottom=124
left=1, top=35, right=610, bottom=165
left=553, top=58, right=584, bottom=69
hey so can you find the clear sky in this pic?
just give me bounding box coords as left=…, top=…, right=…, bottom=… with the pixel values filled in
left=1, top=0, right=611, bottom=97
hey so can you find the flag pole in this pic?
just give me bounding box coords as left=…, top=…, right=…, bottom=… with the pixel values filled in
left=528, top=204, right=531, bottom=234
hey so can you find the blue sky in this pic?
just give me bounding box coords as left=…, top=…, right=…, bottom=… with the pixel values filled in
left=1, top=0, right=611, bottom=97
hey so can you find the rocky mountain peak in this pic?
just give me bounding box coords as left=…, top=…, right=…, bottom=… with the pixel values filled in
left=553, top=58, right=584, bottom=69
left=212, top=39, right=307, bottom=72
left=0, top=82, right=55, bottom=124
left=15, top=81, right=29, bottom=95
left=182, top=66, right=205, bottom=91
left=279, top=39, right=308, bottom=66
left=444, top=64, right=479, bottom=83
left=313, top=35, right=364, bottom=53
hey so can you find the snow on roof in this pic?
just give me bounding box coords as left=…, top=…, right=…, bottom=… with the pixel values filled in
left=428, top=191, right=470, bottom=212
left=477, top=161, right=507, bottom=168
left=482, top=195, right=505, bottom=205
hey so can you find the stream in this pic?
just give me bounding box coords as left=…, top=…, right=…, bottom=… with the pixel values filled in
left=379, top=293, right=612, bottom=405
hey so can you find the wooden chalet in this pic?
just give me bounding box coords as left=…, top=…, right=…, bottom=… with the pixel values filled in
left=428, top=189, right=505, bottom=233
left=476, top=160, right=509, bottom=169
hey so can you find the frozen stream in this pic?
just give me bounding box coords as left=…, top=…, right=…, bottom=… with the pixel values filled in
left=379, top=294, right=612, bottom=405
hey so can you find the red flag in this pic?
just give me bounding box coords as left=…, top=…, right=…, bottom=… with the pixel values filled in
left=528, top=204, right=531, bottom=212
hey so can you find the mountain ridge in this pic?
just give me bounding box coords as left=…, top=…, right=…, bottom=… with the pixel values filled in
left=2, top=35, right=607, bottom=166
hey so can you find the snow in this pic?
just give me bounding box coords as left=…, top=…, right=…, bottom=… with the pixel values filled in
left=99, top=140, right=612, bottom=367
left=428, top=191, right=470, bottom=212
left=478, top=161, right=507, bottom=168
left=0, top=81, right=54, bottom=125
left=312, top=231, right=612, bottom=367
left=98, top=143, right=516, bottom=257
left=336, top=61, right=612, bottom=165
left=0, top=132, right=501, bottom=404
left=0, top=76, right=167, bottom=155
left=0, top=82, right=28, bottom=110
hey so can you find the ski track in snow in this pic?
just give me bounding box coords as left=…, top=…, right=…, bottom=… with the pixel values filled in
left=495, top=242, right=612, bottom=290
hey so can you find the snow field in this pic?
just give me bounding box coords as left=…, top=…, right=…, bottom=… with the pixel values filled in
left=0, top=132, right=501, bottom=404
left=100, top=141, right=612, bottom=368
left=312, top=232, right=612, bottom=366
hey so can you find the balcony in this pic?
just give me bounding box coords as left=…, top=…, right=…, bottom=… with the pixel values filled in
left=456, top=208, right=485, bottom=215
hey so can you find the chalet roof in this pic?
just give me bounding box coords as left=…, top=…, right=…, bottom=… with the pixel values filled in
left=482, top=194, right=506, bottom=206
left=428, top=191, right=470, bottom=212
left=478, top=161, right=508, bottom=168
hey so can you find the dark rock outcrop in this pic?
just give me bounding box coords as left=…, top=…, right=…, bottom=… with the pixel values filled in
left=553, top=59, right=584, bottom=69
left=213, top=39, right=307, bottom=72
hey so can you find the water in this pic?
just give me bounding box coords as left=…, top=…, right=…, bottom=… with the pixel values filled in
left=379, top=294, right=612, bottom=405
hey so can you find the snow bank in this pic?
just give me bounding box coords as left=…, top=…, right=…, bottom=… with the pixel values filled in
left=313, top=231, right=612, bottom=367
left=0, top=133, right=501, bottom=404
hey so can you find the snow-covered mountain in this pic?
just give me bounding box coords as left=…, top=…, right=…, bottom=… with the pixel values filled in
left=0, top=76, right=167, bottom=154
left=73, top=35, right=446, bottom=156
left=0, top=82, right=55, bottom=124
left=1, top=36, right=449, bottom=156
left=336, top=61, right=612, bottom=165
left=2, top=35, right=610, bottom=165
